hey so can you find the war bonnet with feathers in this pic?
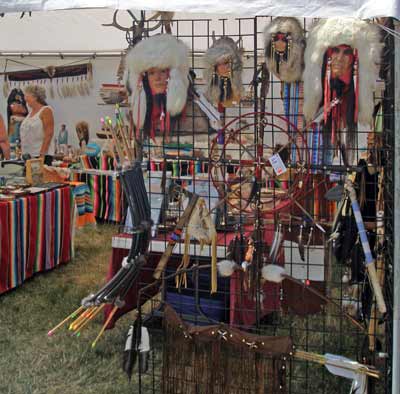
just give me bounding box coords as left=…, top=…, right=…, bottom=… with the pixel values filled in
left=203, top=35, right=244, bottom=107
left=263, top=17, right=305, bottom=83
left=303, top=18, right=383, bottom=126
left=124, top=34, right=190, bottom=130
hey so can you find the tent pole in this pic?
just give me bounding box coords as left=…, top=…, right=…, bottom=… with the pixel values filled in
left=392, top=20, right=400, bottom=394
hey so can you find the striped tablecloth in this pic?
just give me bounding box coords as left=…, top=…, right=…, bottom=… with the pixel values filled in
left=0, top=186, right=74, bottom=294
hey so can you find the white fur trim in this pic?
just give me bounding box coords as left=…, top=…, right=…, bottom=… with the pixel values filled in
left=203, top=36, right=244, bottom=105
left=125, top=35, right=190, bottom=127
left=263, top=17, right=305, bottom=82
left=166, top=68, right=189, bottom=116
left=217, top=260, right=238, bottom=277
left=303, top=18, right=382, bottom=125
left=261, top=264, right=285, bottom=283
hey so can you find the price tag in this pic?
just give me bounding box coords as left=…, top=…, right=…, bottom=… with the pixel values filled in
left=268, top=153, right=287, bottom=176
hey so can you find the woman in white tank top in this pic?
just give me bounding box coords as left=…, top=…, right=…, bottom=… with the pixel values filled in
left=20, top=85, right=55, bottom=163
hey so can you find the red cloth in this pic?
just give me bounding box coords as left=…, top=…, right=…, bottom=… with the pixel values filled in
left=103, top=244, right=159, bottom=329
left=0, top=202, right=10, bottom=293
left=229, top=223, right=282, bottom=327
left=26, top=195, right=38, bottom=279
left=60, top=187, right=72, bottom=263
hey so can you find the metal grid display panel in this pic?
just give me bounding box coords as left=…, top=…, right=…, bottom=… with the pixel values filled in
left=119, top=15, right=395, bottom=394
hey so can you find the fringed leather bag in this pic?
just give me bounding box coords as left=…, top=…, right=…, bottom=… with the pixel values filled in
left=162, top=305, right=293, bottom=394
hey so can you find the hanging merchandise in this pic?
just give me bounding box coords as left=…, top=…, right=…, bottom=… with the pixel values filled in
left=124, top=33, right=210, bottom=157
left=263, top=17, right=305, bottom=164
left=263, top=17, right=305, bottom=83
left=303, top=18, right=383, bottom=167
left=161, top=304, right=292, bottom=394
left=125, top=34, right=189, bottom=141
left=3, top=62, right=93, bottom=100
left=203, top=34, right=244, bottom=108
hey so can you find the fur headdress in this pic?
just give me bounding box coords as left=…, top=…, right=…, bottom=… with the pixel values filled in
left=125, top=34, right=190, bottom=130
left=203, top=35, right=244, bottom=107
left=303, top=18, right=382, bottom=126
left=263, top=17, right=305, bottom=82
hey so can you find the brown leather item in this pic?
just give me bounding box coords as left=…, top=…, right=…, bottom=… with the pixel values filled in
left=162, top=305, right=293, bottom=394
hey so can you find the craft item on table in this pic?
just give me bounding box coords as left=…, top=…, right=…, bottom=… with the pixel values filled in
left=162, top=304, right=292, bottom=394
left=303, top=18, right=382, bottom=167
left=25, top=157, right=44, bottom=185
left=203, top=33, right=244, bottom=108
left=42, top=165, right=70, bottom=183
left=57, top=124, right=68, bottom=146
left=124, top=34, right=190, bottom=142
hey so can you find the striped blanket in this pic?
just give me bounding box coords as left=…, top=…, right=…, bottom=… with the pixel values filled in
left=0, top=186, right=74, bottom=294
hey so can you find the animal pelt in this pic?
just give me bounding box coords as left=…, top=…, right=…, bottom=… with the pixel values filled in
left=303, top=18, right=383, bottom=125
left=124, top=34, right=190, bottom=129
left=203, top=36, right=244, bottom=107
left=263, top=17, right=305, bottom=82
left=161, top=305, right=291, bottom=394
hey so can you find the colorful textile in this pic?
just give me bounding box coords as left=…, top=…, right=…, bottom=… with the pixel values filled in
left=73, top=154, right=123, bottom=223
left=0, top=186, right=74, bottom=294
left=69, top=182, right=96, bottom=228
left=283, top=81, right=304, bottom=163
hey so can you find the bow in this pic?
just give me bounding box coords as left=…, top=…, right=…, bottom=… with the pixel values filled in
left=48, top=161, right=152, bottom=345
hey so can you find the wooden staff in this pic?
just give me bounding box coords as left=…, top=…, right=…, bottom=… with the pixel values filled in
left=345, top=178, right=386, bottom=314
left=368, top=168, right=386, bottom=351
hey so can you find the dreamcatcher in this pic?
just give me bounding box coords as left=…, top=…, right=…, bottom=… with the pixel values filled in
left=209, top=112, right=310, bottom=217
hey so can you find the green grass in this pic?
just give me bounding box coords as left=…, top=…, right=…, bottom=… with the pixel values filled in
left=0, top=224, right=388, bottom=394
left=0, top=225, right=140, bottom=394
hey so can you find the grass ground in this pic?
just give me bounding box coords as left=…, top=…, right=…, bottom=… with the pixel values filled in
left=0, top=224, right=138, bottom=394
left=0, top=224, right=387, bottom=394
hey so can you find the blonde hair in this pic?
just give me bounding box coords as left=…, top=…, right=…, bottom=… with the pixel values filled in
left=24, top=84, right=47, bottom=105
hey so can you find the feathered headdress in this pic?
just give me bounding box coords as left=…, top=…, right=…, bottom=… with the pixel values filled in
left=203, top=35, right=244, bottom=107
left=263, top=17, right=305, bottom=82
left=125, top=34, right=190, bottom=130
left=303, top=18, right=382, bottom=126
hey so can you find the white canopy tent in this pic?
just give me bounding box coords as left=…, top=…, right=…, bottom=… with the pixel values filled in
left=0, top=0, right=398, bottom=19
left=0, top=4, right=398, bottom=394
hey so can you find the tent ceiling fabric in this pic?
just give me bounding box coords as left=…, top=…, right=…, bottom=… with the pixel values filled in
left=0, top=0, right=398, bottom=18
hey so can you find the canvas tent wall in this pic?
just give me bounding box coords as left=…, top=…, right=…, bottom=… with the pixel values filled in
left=0, top=0, right=398, bottom=19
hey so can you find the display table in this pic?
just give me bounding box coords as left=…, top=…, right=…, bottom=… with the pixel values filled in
left=0, top=186, right=74, bottom=294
